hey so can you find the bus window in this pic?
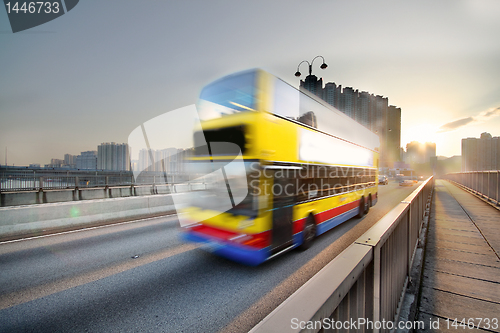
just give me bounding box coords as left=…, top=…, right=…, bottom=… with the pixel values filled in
left=273, top=78, right=299, bottom=120
left=198, top=70, right=257, bottom=121
left=194, top=126, right=247, bottom=156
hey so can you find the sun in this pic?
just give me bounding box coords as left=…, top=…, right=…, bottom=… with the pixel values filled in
left=403, top=123, right=445, bottom=150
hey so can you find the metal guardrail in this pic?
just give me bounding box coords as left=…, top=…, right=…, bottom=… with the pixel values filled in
left=444, top=171, right=500, bottom=206
left=250, top=177, right=434, bottom=333
left=0, top=168, right=194, bottom=192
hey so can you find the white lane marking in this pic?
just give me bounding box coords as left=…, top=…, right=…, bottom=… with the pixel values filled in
left=0, top=213, right=178, bottom=245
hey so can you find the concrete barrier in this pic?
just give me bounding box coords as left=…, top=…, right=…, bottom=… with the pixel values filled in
left=1, top=191, right=40, bottom=206
left=79, top=188, right=106, bottom=200
left=174, top=184, right=189, bottom=193
left=190, top=183, right=205, bottom=191
left=108, top=186, right=133, bottom=198
left=44, top=189, right=75, bottom=203
left=134, top=186, right=153, bottom=196
left=156, top=185, right=172, bottom=195
left=0, top=194, right=177, bottom=241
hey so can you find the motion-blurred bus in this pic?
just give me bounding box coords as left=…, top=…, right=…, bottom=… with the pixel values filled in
left=182, top=69, right=379, bottom=266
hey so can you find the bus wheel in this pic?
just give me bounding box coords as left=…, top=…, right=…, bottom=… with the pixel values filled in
left=357, top=197, right=365, bottom=218
left=299, top=215, right=316, bottom=251
left=365, top=195, right=372, bottom=214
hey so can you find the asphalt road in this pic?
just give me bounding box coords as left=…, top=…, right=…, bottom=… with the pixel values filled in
left=0, top=181, right=420, bottom=333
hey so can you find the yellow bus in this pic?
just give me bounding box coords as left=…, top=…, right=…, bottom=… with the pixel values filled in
left=182, top=69, right=379, bottom=266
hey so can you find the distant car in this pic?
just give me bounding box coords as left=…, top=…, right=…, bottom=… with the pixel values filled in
left=399, top=179, right=414, bottom=186
left=378, top=175, right=388, bottom=185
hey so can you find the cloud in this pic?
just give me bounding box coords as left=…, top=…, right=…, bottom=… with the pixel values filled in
left=439, top=117, right=474, bottom=132
left=438, top=107, right=500, bottom=132
left=479, top=107, right=500, bottom=119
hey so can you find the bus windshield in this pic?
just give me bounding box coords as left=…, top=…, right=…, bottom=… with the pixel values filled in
left=197, top=70, right=258, bottom=121
left=187, top=160, right=260, bottom=216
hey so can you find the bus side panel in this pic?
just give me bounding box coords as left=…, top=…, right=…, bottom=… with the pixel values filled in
left=291, top=186, right=377, bottom=241
left=314, top=198, right=360, bottom=236
left=182, top=231, right=270, bottom=266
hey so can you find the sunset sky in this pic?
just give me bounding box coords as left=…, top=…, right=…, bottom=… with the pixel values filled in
left=1, top=0, right=499, bottom=166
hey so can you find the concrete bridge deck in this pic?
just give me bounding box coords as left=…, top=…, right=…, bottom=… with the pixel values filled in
left=417, top=179, right=500, bottom=332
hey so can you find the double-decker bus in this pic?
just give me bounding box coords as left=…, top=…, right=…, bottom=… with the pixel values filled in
left=182, top=69, right=379, bottom=266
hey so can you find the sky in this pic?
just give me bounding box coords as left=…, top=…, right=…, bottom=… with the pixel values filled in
left=1, top=0, right=499, bottom=166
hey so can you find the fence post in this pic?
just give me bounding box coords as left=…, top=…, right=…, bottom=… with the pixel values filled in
left=492, top=171, right=496, bottom=203
left=487, top=172, right=491, bottom=202
left=474, top=172, right=478, bottom=193
left=130, top=175, right=133, bottom=196
left=152, top=175, right=156, bottom=195
left=105, top=176, right=109, bottom=198
left=497, top=171, right=500, bottom=206
left=37, top=176, right=44, bottom=204
left=73, top=176, right=79, bottom=201
left=481, top=171, right=488, bottom=198
left=482, top=172, right=486, bottom=198
left=407, top=202, right=413, bottom=276
left=373, top=245, right=381, bottom=333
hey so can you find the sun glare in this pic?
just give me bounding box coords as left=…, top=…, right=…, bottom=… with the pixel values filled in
left=404, top=123, right=444, bottom=149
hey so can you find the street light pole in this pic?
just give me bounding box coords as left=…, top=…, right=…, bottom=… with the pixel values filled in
left=295, top=56, right=328, bottom=77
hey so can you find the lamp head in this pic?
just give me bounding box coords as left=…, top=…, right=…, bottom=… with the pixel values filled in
left=294, top=71, right=301, bottom=77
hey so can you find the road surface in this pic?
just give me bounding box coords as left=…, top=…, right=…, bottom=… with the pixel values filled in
left=0, top=181, right=419, bottom=332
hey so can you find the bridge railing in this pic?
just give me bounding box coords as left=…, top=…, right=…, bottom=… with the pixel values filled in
left=0, top=168, right=197, bottom=192
left=0, top=167, right=209, bottom=207
left=444, top=171, right=500, bottom=206
left=250, top=177, right=434, bottom=333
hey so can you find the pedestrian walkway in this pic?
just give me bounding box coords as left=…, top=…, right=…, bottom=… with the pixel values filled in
left=417, top=179, right=500, bottom=332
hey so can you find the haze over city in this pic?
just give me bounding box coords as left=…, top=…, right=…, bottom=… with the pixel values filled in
left=1, top=0, right=499, bottom=166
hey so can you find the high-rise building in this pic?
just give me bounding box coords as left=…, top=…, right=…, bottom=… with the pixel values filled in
left=462, top=132, right=500, bottom=171
left=138, top=148, right=179, bottom=173
left=64, top=154, right=76, bottom=166
left=50, top=158, right=64, bottom=167
left=425, top=142, right=437, bottom=164
left=63, top=154, right=76, bottom=168
left=372, top=95, right=388, bottom=134
left=76, top=151, right=97, bottom=170
left=138, top=148, right=153, bottom=173
left=300, top=75, right=323, bottom=98
left=323, top=82, right=341, bottom=109
left=299, top=75, right=402, bottom=169
left=386, top=105, right=402, bottom=167
left=406, top=141, right=420, bottom=165
left=462, top=138, right=477, bottom=171
left=406, top=141, right=436, bottom=165
left=357, top=91, right=371, bottom=128
left=341, top=87, right=358, bottom=119
left=97, top=143, right=130, bottom=171
left=493, top=136, right=500, bottom=170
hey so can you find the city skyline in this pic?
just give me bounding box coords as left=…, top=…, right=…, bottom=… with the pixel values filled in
left=300, top=74, right=402, bottom=169
left=1, top=1, right=499, bottom=165
left=462, top=132, right=500, bottom=171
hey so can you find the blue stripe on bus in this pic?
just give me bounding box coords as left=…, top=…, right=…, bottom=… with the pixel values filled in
left=182, top=231, right=270, bottom=266
left=316, top=206, right=359, bottom=236
left=293, top=232, right=303, bottom=248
